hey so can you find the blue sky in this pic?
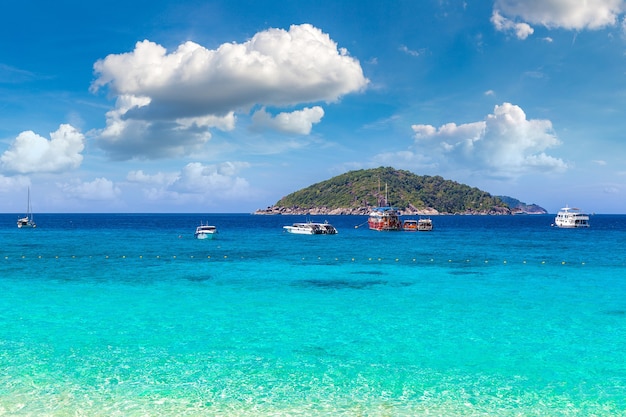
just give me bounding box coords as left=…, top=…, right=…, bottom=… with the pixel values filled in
left=1, top=0, right=626, bottom=214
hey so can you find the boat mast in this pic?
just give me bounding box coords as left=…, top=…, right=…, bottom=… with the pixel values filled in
left=27, top=187, right=33, bottom=221
left=385, top=182, right=388, bottom=207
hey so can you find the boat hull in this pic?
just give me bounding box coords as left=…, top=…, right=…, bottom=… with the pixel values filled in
left=368, top=222, right=402, bottom=231
left=17, top=217, right=36, bottom=228
left=283, top=226, right=315, bottom=235
left=368, top=220, right=402, bottom=231
left=195, top=232, right=215, bottom=239
left=554, top=222, right=589, bottom=228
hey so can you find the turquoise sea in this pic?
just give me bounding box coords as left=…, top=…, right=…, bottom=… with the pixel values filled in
left=1, top=213, right=625, bottom=416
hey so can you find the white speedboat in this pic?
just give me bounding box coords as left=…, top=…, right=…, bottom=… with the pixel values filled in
left=194, top=224, right=217, bottom=239
left=17, top=187, right=36, bottom=229
left=553, top=206, right=589, bottom=228
left=283, top=221, right=338, bottom=235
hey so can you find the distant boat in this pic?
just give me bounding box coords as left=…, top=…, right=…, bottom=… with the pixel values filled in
left=17, top=187, right=36, bottom=229
left=403, top=217, right=433, bottom=231
left=417, top=217, right=433, bottom=231
left=403, top=219, right=419, bottom=231
left=553, top=206, right=589, bottom=228
left=368, top=206, right=402, bottom=231
left=283, top=221, right=338, bottom=235
left=194, top=223, right=217, bottom=239
left=368, top=182, right=402, bottom=231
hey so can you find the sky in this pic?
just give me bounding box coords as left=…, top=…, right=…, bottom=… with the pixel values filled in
left=1, top=0, right=626, bottom=214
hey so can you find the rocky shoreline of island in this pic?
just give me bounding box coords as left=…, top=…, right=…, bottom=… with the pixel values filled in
left=254, top=205, right=516, bottom=216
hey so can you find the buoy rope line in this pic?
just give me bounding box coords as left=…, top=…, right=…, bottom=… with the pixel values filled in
left=2, top=254, right=588, bottom=265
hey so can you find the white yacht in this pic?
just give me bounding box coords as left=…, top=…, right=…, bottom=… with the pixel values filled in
left=194, top=224, right=217, bottom=239
left=553, top=206, right=590, bottom=228
left=283, top=221, right=338, bottom=235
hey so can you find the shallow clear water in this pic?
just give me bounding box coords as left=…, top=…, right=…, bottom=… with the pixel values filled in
left=1, top=213, right=625, bottom=416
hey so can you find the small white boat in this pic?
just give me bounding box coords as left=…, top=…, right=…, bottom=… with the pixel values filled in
left=553, top=206, right=589, bottom=228
left=194, top=224, right=217, bottom=239
left=283, top=221, right=338, bottom=235
left=417, top=217, right=433, bottom=231
left=17, top=187, right=36, bottom=229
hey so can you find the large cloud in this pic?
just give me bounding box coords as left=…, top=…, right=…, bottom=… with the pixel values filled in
left=410, top=103, right=567, bottom=177
left=91, top=24, right=368, bottom=159
left=97, top=95, right=236, bottom=160
left=0, top=124, right=85, bottom=174
left=492, top=0, right=625, bottom=39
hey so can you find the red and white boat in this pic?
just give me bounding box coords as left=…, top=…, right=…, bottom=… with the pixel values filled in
left=367, top=182, right=402, bottom=231
left=368, top=206, right=402, bottom=231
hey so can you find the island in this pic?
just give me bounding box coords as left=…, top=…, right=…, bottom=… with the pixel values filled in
left=255, top=167, right=546, bottom=216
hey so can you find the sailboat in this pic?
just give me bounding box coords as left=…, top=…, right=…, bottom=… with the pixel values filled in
left=17, top=187, right=36, bottom=228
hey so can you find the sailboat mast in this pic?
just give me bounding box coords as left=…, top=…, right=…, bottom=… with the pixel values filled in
left=27, top=187, right=34, bottom=222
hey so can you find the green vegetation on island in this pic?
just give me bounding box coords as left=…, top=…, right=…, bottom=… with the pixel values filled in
left=256, top=167, right=546, bottom=215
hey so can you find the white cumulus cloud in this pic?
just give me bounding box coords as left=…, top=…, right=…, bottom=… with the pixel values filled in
left=91, top=24, right=368, bottom=159
left=493, top=0, right=626, bottom=38
left=410, top=102, right=567, bottom=178
left=127, top=161, right=252, bottom=201
left=0, top=124, right=85, bottom=174
left=58, top=177, right=121, bottom=201
left=251, top=106, right=324, bottom=134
